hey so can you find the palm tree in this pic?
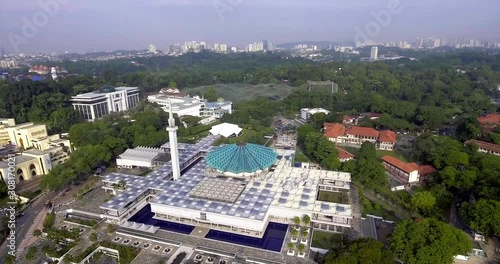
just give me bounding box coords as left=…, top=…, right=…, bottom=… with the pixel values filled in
left=301, top=229, right=309, bottom=237
left=293, top=216, right=301, bottom=225
left=291, top=228, right=298, bottom=237
left=297, top=244, right=306, bottom=253
left=302, top=214, right=311, bottom=226
left=287, top=242, right=295, bottom=251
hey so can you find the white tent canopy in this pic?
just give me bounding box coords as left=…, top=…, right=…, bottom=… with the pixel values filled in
left=209, top=123, right=243, bottom=138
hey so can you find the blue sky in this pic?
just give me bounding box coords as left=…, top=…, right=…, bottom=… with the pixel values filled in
left=1, top=0, right=499, bottom=53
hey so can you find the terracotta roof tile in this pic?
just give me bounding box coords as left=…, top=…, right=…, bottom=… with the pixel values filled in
left=336, top=147, right=355, bottom=160
left=418, top=165, right=437, bottom=176
left=324, top=123, right=346, bottom=139
left=379, top=130, right=397, bottom=143
left=465, top=139, right=500, bottom=154
left=345, top=126, right=379, bottom=138
left=381, top=155, right=419, bottom=174
left=477, top=114, right=500, bottom=130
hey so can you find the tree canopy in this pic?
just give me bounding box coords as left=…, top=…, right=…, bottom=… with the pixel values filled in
left=324, top=238, right=394, bottom=264
left=389, top=218, right=472, bottom=264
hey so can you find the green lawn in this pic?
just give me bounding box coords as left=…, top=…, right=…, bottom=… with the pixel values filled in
left=294, top=149, right=310, bottom=163
left=311, top=231, right=343, bottom=250
left=338, top=146, right=410, bottom=162
left=317, top=191, right=349, bottom=204
left=361, top=196, right=401, bottom=222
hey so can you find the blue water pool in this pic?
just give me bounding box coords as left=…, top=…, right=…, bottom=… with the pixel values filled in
left=128, top=204, right=195, bottom=234
left=205, top=222, right=288, bottom=252
left=129, top=205, right=287, bottom=252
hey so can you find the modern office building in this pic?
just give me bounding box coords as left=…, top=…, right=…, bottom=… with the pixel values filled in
left=370, top=46, right=378, bottom=60
left=71, top=86, right=140, bottom=121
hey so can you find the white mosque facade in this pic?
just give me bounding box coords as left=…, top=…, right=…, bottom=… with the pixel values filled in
left=99, top=109, right=353, bottom=238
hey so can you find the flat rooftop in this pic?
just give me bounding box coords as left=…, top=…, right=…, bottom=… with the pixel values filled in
left=100, top=135, right=352, bottom=220
left=189, top=177, right=247, bottom=203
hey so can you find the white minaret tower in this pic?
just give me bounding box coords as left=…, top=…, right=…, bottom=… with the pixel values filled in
left=167, top=99, right=181, bottom=181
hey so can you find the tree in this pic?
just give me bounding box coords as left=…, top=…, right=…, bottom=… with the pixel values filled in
left=390, top=218, right=472, bottom=264
left=411, top=191, right=437, bottom=215
left=291, top=229, right=298, bottom=237
left=352, top=142, right=387, bottom=189
left=302, top=214, right=311, bottom=225
left=297, top=244, right=306, bottom=253
left=0, top=180, right=7, bottom=198
left=461, top=199, right=500, bottom=237
left=25, top=247, right=37, bottom=262
left=296, top=124, right=317, bottom=145
left=454, top=116, right=481, bottom=142
left=206, top=87, right=217, bottom=101
left=288, top=242, right=295, bottom=251
left=33, top=229, right=42, bottom=237
left=324, top=238, right=393, bottom=264
left=293, top=216, right=301, bottom=225
left=89, top=232, right=98, bottom=242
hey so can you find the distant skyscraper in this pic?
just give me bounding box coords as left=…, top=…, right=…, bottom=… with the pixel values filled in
left=148, top=44, right=157, bottom=53
left=263, top=40, right=269, bottom=50
left=0, top=46, right=4, bottom=57
left=370, top=46, right=378, bottom=60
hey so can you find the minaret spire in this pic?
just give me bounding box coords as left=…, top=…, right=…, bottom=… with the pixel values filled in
left=167, top=98, right=181, bottom=181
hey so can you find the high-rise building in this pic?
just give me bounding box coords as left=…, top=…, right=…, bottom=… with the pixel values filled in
left=370, top=46, right=378, bottom=60
left=0, top=46, right=4, bottom=58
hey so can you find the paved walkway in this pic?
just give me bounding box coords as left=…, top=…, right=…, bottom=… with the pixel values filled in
left=348, top=183, right=363, bottom=240
left=16, top=208, right=47, bottom=257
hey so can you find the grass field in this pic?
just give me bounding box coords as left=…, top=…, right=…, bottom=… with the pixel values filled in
left=311, top=231, right=343, bottom=250
left=183, top=83, right=296, bottom=102
left=338, top=146, right=410, bottom=162
left=361, top=197, right=400, bottom=222
left=317, top=191, right=349, bottom=204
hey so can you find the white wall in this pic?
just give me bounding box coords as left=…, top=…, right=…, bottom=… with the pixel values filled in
left=150, top=203, right=267, bottom=231
left=116, top=158, right=152, bottom=168
left=408, top=171, right=419, bottom=183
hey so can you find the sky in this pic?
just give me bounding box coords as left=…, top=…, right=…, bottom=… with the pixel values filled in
left=0, top=0, right=499, bottom=53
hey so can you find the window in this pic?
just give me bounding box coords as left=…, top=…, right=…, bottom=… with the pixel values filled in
left=200, top=212, right=207, bottom=220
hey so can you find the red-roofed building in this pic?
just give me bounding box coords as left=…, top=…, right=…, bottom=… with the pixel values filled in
left=477, top=114, right=500, bottom=131
left=336, top=147, right=356, bottom=162
left=323, top=123, right=397, bottom=151
left=323, top=123, right=346, bottom=143
left=381, top=156, right=436, bottom=183
left=417, top=165, right=437, bottom=181
left=465, top=139, right=500, bottom=156
left=378, top=130, right=397, bottom=151
left=381, top=156, right=420, bottom=183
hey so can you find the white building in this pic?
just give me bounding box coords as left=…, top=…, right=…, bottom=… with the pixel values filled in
left=209, top=123, right=242, bottom=138
left=71, top=86, right=140, bottom=121
left=148, top=45, right=157, bottom=53
left=301, top=108, right=330, bottom=121
left=148, top=90, right=232, bottom=118
left=116, top=147, right=168, bottom=169
left=147, top=94, right=204, bottom=117
left=100, top=137, right=353, bottom=238
left=370, top=46, right=378, bottom=60
left=201, top=98, right=233, bottom=118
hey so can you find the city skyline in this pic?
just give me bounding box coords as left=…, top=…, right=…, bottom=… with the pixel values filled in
left=0, top=0, right=499, bottom=53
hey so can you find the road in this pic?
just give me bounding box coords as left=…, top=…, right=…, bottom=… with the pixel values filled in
left=0, top=191, right=58, bottom=259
